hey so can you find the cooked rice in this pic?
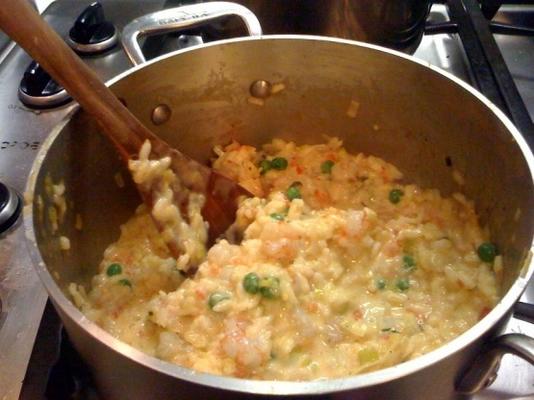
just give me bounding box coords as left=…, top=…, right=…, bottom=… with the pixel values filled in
left=70, top=137, right=498, bottom=380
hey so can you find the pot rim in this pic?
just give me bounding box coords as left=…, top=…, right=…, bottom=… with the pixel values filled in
left=24, top=35, right=534, bottom=395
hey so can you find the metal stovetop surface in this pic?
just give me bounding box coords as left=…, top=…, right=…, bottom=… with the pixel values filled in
left=0, top=1, right=532, bottom=399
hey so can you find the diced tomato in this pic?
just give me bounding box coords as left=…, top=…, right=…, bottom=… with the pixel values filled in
left=307, top=302, right=318, bottom=313
left=326, top=152, right=338, bottom=162
left=314, top=189, right=330, bottom=205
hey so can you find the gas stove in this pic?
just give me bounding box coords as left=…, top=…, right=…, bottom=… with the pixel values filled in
left=0, top=1, right=533, bottom=399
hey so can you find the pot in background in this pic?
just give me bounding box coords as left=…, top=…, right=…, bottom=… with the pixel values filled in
left=134, top=0, right=432, bottom=66
left=234, top=0, right=432, bottom=52
left=164, top=0, right=431, bottom=53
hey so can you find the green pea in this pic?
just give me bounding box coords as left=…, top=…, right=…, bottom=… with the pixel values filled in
left=270, top=213, right=285, bottom=221
left=208, top=292, right=230, bottom=309
left=389, top=189, right=404, bottom=204
left=271, top=157, right=288, bottom=170
left=259, top=159, right=272, bottom=175
left=106, top=263, right=122, bottom=276
left=321, top=160, right=335, bottom=174
left=381, top=327, right=400, bottom=333
left=259, top=276, right=281, bottom=299
left=477, top=242, right=497, bottom=263
left=402, top=255, right=416, bottom=271
left=243, top=272, right=260, bottom=294
left=118, top=278, right=132, bottom=288
left=376, top=278, right=386, bottom=290
left=286, top=184, right=302, bottom=201
left=396, top=278, right=410, bottom=291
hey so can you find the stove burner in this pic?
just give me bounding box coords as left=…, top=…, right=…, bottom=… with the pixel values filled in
left=0, top=181, right=21, bottom=234
left=18, top=60, right=71, bottom=109
left=67, top=2, right=118, bottom=54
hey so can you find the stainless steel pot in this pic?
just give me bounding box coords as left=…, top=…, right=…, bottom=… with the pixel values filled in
left=189, top=0, right=432, bottom=53
left=24, top=4, right=534, bottom=400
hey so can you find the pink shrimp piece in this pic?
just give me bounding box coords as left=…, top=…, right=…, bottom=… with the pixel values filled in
left=220, top=317, right=271, bottom=371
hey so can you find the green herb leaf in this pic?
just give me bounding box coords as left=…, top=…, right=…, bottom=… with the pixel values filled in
left=118, top=278, right=132, bottom=288
left=270, top=212, right=285, bottom=221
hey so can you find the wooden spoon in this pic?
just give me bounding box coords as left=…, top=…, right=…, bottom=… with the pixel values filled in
left=0, top=0, right=251, bottom=261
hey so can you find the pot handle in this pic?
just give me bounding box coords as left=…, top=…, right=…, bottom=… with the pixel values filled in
left=456, top=333, right=534, bottom=394
left=121, top=1, right=262, bottom=66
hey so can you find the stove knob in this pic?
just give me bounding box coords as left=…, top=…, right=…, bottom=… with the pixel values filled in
left=67, top=2, right=118, bottom=54
left=0, top=182, right=21, bottom=234
left=18, top=61, right=71, bottom=109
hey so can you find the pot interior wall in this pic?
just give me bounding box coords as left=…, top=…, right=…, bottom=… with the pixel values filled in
left=31, top=38, right=533, bottom=299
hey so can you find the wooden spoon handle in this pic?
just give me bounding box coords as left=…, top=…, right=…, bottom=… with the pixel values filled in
left=0, top=0, right=156, bottom=160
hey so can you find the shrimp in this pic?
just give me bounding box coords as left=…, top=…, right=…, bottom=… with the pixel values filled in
left=260, top=222, right=302, bottom=262
left=220, top=316, right=272, bottom=371
left=383, top=238, right=401, bottom=257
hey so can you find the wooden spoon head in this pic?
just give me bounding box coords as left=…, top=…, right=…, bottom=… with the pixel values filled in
left=202, top=170, right=252, bottom=244
left=137, top=143, right=252, bottom=260
left=165, top=147, right=252, bottom=243
left=0, top=0, right=251, bottom=268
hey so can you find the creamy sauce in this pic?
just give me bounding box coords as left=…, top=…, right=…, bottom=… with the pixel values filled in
left=70, top=137, right=498, bottom=380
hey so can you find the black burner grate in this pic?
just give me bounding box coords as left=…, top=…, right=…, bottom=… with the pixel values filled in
left=20, top=302, right=98, bottom=400
left=427, top=0, right=534, bottom=147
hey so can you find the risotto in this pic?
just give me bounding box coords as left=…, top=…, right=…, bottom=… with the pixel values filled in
left=70, top=137, right=499, bottom=380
